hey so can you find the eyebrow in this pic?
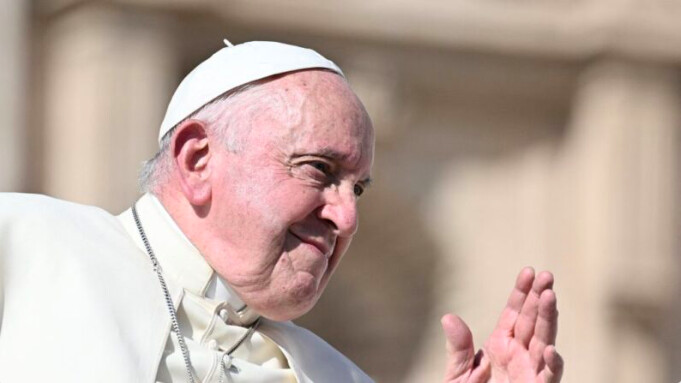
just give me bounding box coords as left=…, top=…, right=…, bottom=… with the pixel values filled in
left=361, top=177, right=373, bottom=188
left=313, top=147, right=351, bottom=161
left=292, top=148, right=373, bottom=186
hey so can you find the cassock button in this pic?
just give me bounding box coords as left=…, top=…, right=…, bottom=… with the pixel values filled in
left=222, top=354, right=232, bottom=368
left=219, top=308, right=229, bottom=322
left=208, top=339, right=218, bottom=350
left=222, top=354, right=240, bottom=373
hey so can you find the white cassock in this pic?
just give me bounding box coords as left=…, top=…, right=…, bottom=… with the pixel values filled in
left=0, top=193, right=373, bottom=383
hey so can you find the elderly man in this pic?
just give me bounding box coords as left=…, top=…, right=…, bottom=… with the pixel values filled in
left=0, top=41, right=562, bottom=382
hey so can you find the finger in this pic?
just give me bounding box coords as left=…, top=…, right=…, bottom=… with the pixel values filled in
left=529, top=289, right=558, bottom=371
left=535, top=289, right=559, bottom=346
left=467, top=350, right=491, bottom=383
left=442, top=314, right=476, bottom=381
left=514, top=271, right=554, bottom=347
left=541, top=346, right=564, bottom=383
left=495, top=267, right=535, bottom=333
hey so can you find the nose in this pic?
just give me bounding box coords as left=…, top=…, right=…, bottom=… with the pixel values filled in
left=318, top=184, right=359, bottom=237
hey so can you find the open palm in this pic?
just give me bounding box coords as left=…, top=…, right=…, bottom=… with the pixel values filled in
left=442, top=268, right=564, bottom=383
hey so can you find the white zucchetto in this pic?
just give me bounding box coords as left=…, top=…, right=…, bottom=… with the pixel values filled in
left=158, top=40, right=344, bottom=143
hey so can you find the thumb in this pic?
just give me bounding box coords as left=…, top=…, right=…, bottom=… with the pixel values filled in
left=442, top=314, right=476, bottom=381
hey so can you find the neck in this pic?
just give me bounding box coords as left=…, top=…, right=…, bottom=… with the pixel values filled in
left=152, top=190, right=259, bottom=325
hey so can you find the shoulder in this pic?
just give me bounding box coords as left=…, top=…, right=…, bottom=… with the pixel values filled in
left=259, top=319, right=374, bottom=383
left=0, top=194, right=169, bottom=381
left=0, top=193, right=122, bottom=239
left=0, top=193, right=145, bottom=271
left=0, top=192, right=160, bottom=320
left=0, top=192, right=115, bottom=222
left=0, top=192, right=125, bottom=237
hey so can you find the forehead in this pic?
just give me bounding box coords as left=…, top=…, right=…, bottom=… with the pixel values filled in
left=251, top=70, right=375, bottom=167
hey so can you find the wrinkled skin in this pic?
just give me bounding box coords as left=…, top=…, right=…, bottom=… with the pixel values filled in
left=443, top=268, right=564, bottom=383
left=162, top=70, right=374, bottom=321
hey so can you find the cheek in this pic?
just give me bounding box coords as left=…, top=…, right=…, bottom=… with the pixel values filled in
left=229, top=170, right=283, bottom=223
left=259, top=183, right=324, bottom=224
left=319, top=236, right=353, bottom=285
left=228, top=186, right=307, bottom=254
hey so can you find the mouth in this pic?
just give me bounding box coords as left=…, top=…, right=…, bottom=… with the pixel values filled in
left=289, top=231, right=333, bottom=259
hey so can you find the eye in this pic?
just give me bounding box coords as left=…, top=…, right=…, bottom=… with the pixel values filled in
left=353, top=184, right=365, bottom=197
left=310, top=161, right=331, bottom=174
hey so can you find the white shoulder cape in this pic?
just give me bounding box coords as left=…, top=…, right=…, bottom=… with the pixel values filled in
left=0, top=193, right=372, bottom=383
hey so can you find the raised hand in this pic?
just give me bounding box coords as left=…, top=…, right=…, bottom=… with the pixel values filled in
left=442, top=267, right=564, bottom=383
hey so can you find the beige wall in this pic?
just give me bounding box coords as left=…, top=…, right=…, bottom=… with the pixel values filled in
left=4, top=1, right=681, bottom=381
left=0, top=0, right=29, bottom=192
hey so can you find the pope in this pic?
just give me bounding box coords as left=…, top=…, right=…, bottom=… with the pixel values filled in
left=0, top=40, right=562, bottom=382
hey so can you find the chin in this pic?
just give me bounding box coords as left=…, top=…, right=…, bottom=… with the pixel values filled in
left=258, top=282, right=322, bottom=321
left=257, top=298, right=318, bottom=322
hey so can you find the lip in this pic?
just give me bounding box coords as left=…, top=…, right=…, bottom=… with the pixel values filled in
left=290, top=231, right=333, bottom=258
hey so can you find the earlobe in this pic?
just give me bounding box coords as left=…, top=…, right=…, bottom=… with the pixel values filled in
left=170, top=119, right=213, bottom=206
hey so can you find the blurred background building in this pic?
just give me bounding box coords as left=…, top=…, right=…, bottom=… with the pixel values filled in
left=2, top=1, right=681, bottom=382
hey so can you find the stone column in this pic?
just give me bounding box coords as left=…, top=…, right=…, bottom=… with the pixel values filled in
left=41, top=3, right=178, bottom=211
left=404, top=58, right=681, bottom=383
left=405, top=132, right=560, bottom=383
left=402, top=78, right=566, bottom=383
left=557, top=59, right=681, bottom=383
left=0, top=0, right=29, bottom=191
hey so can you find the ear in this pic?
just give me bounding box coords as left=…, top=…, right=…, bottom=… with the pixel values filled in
left=170, top=119, right=212, bottom=206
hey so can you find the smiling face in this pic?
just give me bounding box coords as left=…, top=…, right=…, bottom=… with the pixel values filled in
left=200, top=70, right=374, bottom=321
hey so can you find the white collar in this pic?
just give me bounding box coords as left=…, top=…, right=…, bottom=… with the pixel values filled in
left=124, top=193, right=259, bottom=325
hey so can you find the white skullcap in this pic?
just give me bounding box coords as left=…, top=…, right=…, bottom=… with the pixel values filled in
left=158, top=40, right=345, bottom=144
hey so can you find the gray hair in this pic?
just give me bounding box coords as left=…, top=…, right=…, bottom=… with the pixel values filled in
left=138, top=82, right=260, bottom=194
